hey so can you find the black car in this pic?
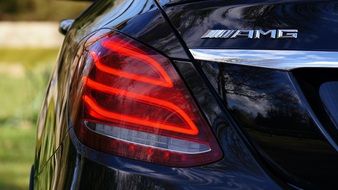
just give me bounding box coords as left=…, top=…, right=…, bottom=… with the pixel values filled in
left=31, top=0, right=338, bottom=189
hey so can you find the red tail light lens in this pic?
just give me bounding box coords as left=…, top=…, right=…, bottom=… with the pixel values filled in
left=70, top=32, right=222, bottom=167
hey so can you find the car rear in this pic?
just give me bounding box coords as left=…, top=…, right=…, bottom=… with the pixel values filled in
left=32, top=0, right=338, bottom=189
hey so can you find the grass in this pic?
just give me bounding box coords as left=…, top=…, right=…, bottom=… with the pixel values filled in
left=0, top=48, right=58, bottom=190
left=0, top=126, right=35, bottom=190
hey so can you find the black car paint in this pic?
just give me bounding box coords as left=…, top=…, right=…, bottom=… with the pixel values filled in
left=161, top=0, right=338, bottom=188
left=162, top=0, right=338, bottom=51
left=32, top=0, right=338, bottom=189
left=200, top=62, right=338, bottom=189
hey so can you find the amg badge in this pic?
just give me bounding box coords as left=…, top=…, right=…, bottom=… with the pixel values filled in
left=201, top=29, right=298, bottom=39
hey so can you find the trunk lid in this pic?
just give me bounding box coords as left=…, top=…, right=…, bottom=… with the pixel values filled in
left=160, top=0, right=338, bottom=188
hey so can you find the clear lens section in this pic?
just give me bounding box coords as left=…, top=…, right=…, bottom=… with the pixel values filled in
left=85, top=121, right=211, bottom=154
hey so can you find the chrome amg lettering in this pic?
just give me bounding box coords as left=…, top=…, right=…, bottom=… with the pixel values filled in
left=254, top=29, right=277, bottom=39
left=201, top=29, right=298, bottom=39
left=230, top=30, right=254, bottom=39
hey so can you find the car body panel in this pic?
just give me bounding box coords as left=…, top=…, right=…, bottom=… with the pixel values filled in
left=200, top=61, right=338, bottom=188
left=161, top=0, right=338, bottom=51
left=159, top=0, right=338, bottom=188
left=33, top=0, right=338, bottom=189
left=34, top=0, right=183, bottom=175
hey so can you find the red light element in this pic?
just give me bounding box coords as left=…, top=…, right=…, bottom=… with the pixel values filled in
left=93, top=40, right=173, bottom=88
left=83, top=76, right=199, bottom=135
left=146, top=148, right=154, bottom=156
left=70, top=31, right=223, bottom=167
left=163, top=152, right=170, bottom=161
left=128, top=144, right=136, bottom=152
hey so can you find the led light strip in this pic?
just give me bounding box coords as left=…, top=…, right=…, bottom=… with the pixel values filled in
left=90, top=51, right=173, bottom=88
left=102, top=40, right=173, bottom=87
left=83, top=76, right=199, bottom=136
left=190, top=49, right=338, bottom=70
left=84, top=121, right=211, bottom=154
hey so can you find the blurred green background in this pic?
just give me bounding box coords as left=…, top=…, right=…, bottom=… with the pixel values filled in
left=0, top=1, right=90, bottom=189
left=0, top=0, right=89, bottom=21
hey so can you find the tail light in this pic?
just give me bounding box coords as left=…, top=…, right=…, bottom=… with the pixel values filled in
left=70, top=31, right=222, bottom=167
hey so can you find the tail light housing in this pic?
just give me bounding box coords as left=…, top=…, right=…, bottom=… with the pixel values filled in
left=70, top=31, right=222, bottom=167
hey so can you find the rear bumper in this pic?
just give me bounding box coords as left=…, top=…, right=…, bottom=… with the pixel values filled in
left=68, top=128, right=284, bottom=190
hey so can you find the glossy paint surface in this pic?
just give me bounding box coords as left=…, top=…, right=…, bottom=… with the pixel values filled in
left=33, top=0, right=338, bottom=189
left=34, top=0, right=184, bottom=175
left=293, top=68, right=338, bottom=144
left=320, top=82, right=338, bottom=130
left=33, top=0, right=284, bottom=188
left=161, top=0, right=338, bottom=188
left=37, top=129, right=282, bottom=190
left=33, top=0, right=188, bottom=187
left=200, top=61, right=338, bottom=189
left=34, top=0, right=284, bottom=186
left=162, top=0, right=338, bottom=51
left=71, top=0, right=189, bottom=59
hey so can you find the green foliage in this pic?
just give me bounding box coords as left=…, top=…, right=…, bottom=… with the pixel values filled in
left=0, top=127, right=35, bottom=190
left=0, top=0, right=90, bottom=21
left=0, top=48, right=58, bottom=189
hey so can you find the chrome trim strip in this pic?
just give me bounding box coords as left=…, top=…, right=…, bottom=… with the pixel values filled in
left=190, top=49, right=338, bottom=70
